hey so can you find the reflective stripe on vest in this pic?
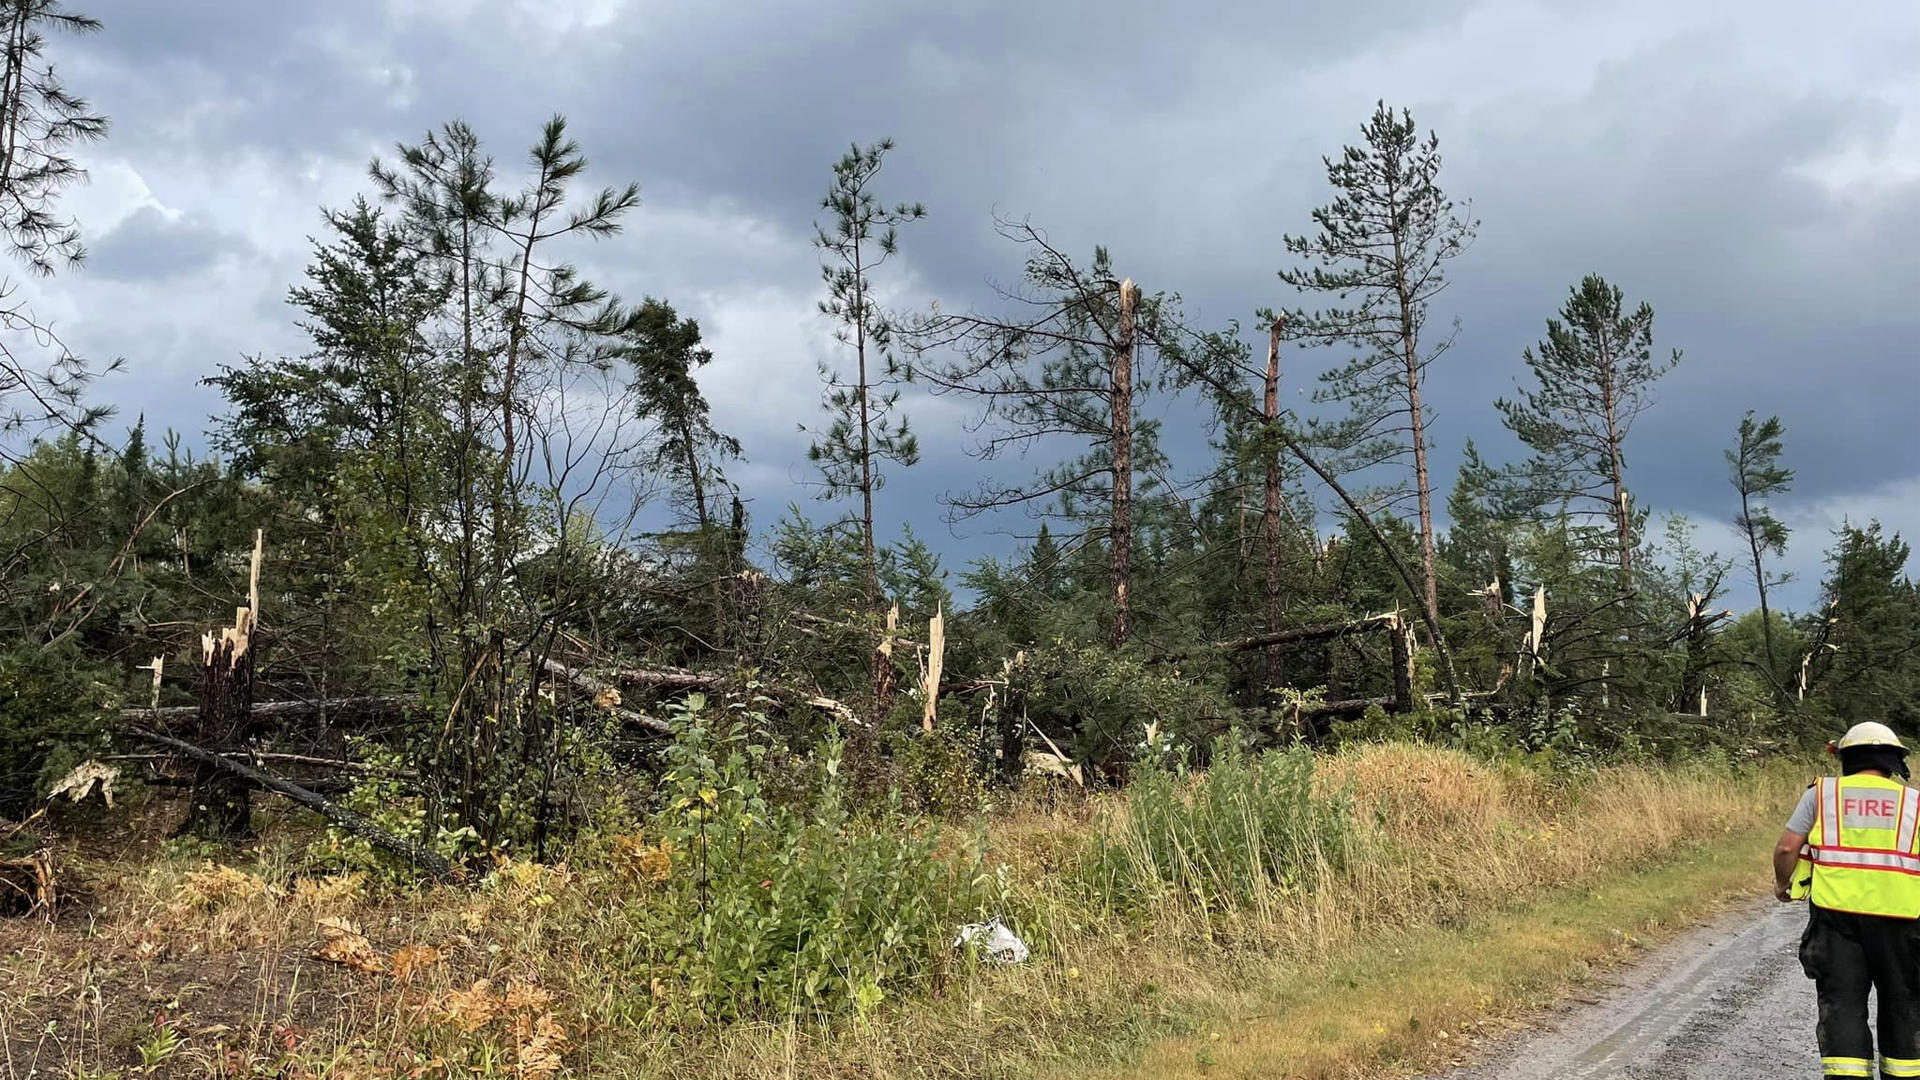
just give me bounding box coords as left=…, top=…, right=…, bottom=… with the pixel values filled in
left=1809, top=775, right=1920, bottom=919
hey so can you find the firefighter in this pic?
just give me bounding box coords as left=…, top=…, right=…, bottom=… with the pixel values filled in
left=1775, top=721, right=1920, bottom=1079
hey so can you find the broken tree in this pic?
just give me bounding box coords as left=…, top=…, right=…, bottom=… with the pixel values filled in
left=178, top=530, right=265, bottom=840
left=918, top=228, right=1157, bottom=650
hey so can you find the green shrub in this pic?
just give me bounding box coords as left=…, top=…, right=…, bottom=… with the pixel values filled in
left=1082, top=738, right=1353, bottom=914
left=604, top=694, right=993, bottom=1023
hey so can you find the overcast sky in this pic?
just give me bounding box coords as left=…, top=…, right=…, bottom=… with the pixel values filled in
left=26, top=0, right=1920, bottom=611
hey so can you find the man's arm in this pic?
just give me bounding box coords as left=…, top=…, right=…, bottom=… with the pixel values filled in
left=1774, top=829, right=1809, bottom=902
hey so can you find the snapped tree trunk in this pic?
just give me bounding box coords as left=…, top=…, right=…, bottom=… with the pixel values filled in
left=181, top=620, right=257, bottom=840
left=1600, top=337, right=1634, bottom=593
left=179, top=532, right=267, bottom=841
left=1262, top=317, right=1286, bottom=691
left=1109, top=279, right=1137, bottom=650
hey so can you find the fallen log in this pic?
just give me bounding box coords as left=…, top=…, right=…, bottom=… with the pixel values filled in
left=792, top=611, right=927, bottom=650
left=1276, top=688, right=1500, bottom=723
left=119, top=695, right=419, bottom=726
left=540, top=660, right=673, bottom=735
left=1181, top=612, right=1406, bottom=659
left=105, top=752, right=417, bottom=779
left=542, top=659, right=861, bottom=730
left=601, top=664, right=725, bottom=692
left=127, top=728, right=457, bottom=881
left=1293, top=694, right=1396, bottom=717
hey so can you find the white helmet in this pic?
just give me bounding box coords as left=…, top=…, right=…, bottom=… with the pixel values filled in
left=1836, top=722, right=1907, bottom=752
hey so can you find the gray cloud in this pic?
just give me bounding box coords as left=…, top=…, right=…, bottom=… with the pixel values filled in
left=87, top=205, right=251, bottom=281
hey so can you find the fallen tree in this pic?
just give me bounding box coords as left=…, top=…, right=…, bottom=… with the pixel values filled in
left=119, top=695, right=418, bottom=727
left=1161, top=611, right=1407, bottom=659
left=1156, top=611, right=1419, bottom=714
left=126, top=728, right=457, bottom=881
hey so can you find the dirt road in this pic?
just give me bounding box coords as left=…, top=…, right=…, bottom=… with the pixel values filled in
left=1438, top=900, right=1823, bottom=1079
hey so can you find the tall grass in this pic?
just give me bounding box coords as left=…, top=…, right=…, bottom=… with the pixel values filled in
left=1081, top=741, right=1351, bottom=916
left=0, top=742, right=1809, bottom=1080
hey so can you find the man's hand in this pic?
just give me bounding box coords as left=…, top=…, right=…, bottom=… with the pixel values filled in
left=1775, top=883, right=1794, bottom=903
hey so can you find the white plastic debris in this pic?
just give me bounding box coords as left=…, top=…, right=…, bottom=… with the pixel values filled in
left=952, top=917, right=1030, bottom=964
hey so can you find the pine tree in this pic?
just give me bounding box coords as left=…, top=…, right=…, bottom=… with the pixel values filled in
left=620, top=297, right=739, bottom=531
left=808, top=140, right=924, bottom=611
left=807, top=140, right=923, bottom=709
left=881, top=524, right=950, bottom=625
left=1807, top=523, right=1920, bottom=729
left=1727, top=412, right=1792, bottom=698
left=1440, top=441, right=1511, bottom=611
left=114, top=414, right=146, bottom=538
left=1496, top=274, right=1677, bottom=591
left=0, top=0, right=106, bottom=276
left=0, top=0, right=113, bottom=448
left=1280, top=101, right=1476, bottom=652
left=922, top=230, right=1167, bottom=649
left=367, top=117, right=646, bottom=849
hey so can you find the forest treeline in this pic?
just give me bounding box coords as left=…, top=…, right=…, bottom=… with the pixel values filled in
left=3, top=2, right=1918, bottom=861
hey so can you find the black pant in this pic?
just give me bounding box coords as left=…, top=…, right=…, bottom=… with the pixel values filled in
left=1802, top=906, right=1920, bottom=1077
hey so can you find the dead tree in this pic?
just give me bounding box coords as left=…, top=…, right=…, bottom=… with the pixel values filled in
left=1261, top=317, right=1286, bottom=689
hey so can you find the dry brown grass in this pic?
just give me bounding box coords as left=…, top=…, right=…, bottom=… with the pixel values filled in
left=0, top=744, right=1806, bottom=1080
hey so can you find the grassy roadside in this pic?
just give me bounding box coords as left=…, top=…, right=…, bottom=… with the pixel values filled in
left=1076, top=822, right=1777, bottom=1080
left=0, top=746, right=1806, bottom=1080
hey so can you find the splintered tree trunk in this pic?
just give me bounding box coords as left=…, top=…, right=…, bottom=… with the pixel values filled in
left=1109, top=279, right=1137, bottom=650
left=875, top=604, right=900, bottom=718
left=1262, top=318, right=1286, bottom=691
left=1600, top=345, right=1633, bottom=593
left=1389, top=614, right=1415, bottom=714
left=1677, top=593, right=1711, bottom=714
left=996, top=653, right=1028, bottom=787
left=180, top=531, right=265, bottom=841
left=182, top=612, right=258, bottom=840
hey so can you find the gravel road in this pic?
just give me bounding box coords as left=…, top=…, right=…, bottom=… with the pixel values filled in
left=1437, top=900, right=1828, bottom=1079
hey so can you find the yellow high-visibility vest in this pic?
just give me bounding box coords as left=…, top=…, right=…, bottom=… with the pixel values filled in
left=1805, top=774, right=1920, bottom=918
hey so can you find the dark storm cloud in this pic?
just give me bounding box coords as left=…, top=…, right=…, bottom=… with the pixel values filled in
left=43, top=0, right=1920, bottom=606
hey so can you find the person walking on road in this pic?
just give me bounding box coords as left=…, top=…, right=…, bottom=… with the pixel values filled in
left=1775, top=722, right=1920, bottom=1079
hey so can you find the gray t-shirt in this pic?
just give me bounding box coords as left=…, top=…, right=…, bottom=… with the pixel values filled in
left=1786, top=786, right=1818, bottom=834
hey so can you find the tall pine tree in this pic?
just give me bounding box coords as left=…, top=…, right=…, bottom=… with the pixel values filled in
left=1280, top=101, right=1476, bottom=653
left=807, top=139, right=924, bottom=708
left=1727, top=412, right=1792, bottom=699
left=1496, top=274, right=1677, bottom=592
